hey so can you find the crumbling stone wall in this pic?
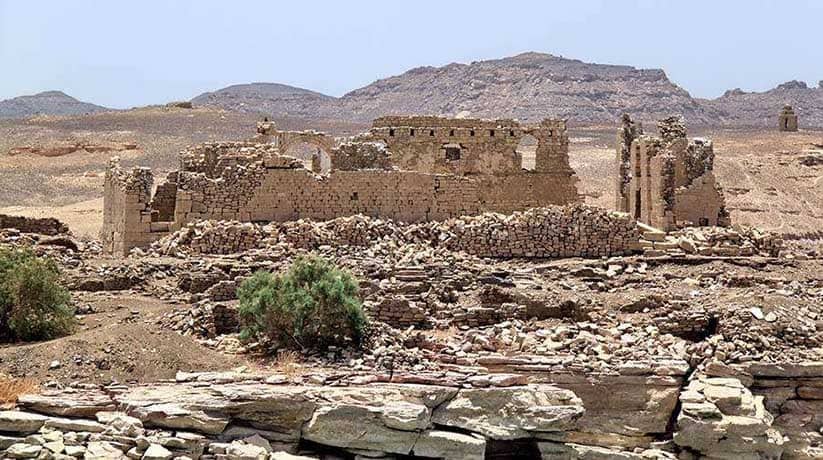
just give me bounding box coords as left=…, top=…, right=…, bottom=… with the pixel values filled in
left=367, top=116, right=574, bottom=177
left=614, top=114, right=643, bottom=212
left=101, top=157, right=168, bottom=254
left=103, top=117, right=580, bottom=254
left=0, top=214, right=68, bottom=235
left=330, top=141, right=393, bottom=171
left=615, top=115, right=729, bottom=231
left=442, top=206, right=640, bottom=258
left=152, top=205, right=641, bottom=260
left=149, top=172, right=179, bottom=222
left=778, top=105, right=799, bottom=131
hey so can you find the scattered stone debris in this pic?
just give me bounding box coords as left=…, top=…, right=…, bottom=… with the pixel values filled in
left=6, top=141, right=138, bottom=157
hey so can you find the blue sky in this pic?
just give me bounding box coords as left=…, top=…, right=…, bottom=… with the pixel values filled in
left=1, top=0, right=821, bottom=108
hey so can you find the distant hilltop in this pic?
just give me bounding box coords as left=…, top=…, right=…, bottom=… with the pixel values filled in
left=0, top=91, right=110, bottom=119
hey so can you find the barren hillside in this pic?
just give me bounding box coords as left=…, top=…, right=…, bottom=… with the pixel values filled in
left=192, top=53, right=716, bottom=126
left=0, top=91, right=111, bottom=119
left=191, top=83, right=336, bottom=119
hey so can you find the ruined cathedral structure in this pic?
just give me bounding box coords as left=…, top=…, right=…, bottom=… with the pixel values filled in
left=615, top=115, right=729, bottom=231
left=102, top=116, right=580, bottom=254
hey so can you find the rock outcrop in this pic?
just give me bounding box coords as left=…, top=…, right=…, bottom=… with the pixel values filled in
left=8, top=380, right=585, bottom=459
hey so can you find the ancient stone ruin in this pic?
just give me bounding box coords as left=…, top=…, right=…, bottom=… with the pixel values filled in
left=102, top=117, right=580, bottom=254
left=614, top=115, right=729, bottom=231
left=779, top=104, right=799, bottom=131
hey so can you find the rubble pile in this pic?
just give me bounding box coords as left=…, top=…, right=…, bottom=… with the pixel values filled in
left=152, top=220, right=265, bottom=255
left=276, top=214, right=406, bottom=249
left=636, top=225, right=783, bottom=257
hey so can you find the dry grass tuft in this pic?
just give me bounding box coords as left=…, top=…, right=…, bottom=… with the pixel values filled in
left=0, top=374, right=38, bottom=408
left=273, top=350, right=304, bottom=378
left=429, top=325, right=459, bottom=342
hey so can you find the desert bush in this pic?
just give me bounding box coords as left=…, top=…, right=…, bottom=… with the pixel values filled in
left=238, top=256, right=366, bottom=350
left=0, top=248, right=74, bottom=342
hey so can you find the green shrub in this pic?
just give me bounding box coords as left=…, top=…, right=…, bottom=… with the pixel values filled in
left=0, top=248, right=74, bottom=342
left=238, top=256, right=366, bottom=350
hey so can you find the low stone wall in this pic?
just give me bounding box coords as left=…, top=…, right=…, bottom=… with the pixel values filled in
left=441, top=206, right=640, bottom=258
left=0, top=214, right=68, bottom=236
left=151, top=205, right=641, bottom=259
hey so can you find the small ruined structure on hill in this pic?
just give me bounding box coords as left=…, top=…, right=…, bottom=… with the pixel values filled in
left=614, top=115, right=729, bottom=231
left=778, top=104, right=799, bottom=131
left=102, top=117, right=580, bottom=254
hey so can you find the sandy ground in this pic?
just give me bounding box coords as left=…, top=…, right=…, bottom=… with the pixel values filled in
left=0, top=198, right=103, bottom=239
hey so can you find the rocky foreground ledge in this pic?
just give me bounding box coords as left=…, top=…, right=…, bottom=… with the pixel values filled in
left=2, top=361, right=822, bottom=459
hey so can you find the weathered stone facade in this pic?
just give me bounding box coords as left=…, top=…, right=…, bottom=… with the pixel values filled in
left=615, top=115, right=730, bottom=231
left=103, top=117, right=580, bottom=254
left=101, top=158, right=170, bottom=255
left=779, top=104, right=799, bottom=131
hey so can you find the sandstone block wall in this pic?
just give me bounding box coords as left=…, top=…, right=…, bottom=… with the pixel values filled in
left=101, top=158, right=169, bottom=255
left=442, top=206, right=640, bottom=258
left=103, top=117, right=580, bottom=254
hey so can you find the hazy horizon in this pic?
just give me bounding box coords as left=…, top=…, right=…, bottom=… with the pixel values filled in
left=2, top=0, right=822, bottom=109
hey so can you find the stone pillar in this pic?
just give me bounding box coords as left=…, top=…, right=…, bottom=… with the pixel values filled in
left=533, top=119, right=573, bottom=175
left=615, top=114, right=642, bottom=212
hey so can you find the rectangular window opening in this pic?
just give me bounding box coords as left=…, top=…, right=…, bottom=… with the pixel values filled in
left=445, top=147, right=461, bottom=161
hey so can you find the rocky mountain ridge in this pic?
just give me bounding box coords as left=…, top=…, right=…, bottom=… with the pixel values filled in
left=189, top=53, right=823, bottom=127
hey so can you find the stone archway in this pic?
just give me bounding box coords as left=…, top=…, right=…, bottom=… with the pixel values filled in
left=277, top=133, right=336, bottom=174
